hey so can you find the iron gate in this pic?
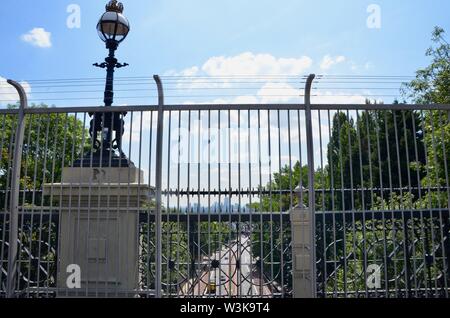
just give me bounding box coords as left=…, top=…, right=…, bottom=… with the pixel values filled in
left=0, top=76, right=449, bottom=298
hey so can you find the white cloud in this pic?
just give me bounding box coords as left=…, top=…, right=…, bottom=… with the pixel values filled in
left=181, top=85, right=371, bottom=106
left=165, top=66, right=199, bottom=77
left=311, top=90, right=368, bottom=104
left=166, top=52, right=380, bottom=106
left=232, top=95, right=259, bottom=104
left=320, top=55, right=346, bottom=70
left=349, top=60, right=374, bottom=72
left=0, top=76, right=31, bottom=106
left=257, top=82, right=301, bottom=103
left=202, top=52, right=312, bottom=76
left=21, top=28, right=52, bottom=48
left=171, top=52, right=313, bottom=91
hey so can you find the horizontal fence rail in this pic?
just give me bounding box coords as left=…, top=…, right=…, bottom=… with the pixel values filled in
left=0, top=75, right=449, bottom=298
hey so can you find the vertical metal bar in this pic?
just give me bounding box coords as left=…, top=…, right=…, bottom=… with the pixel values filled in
left=247, top=109, right=253, bottom=297
left=94, top=111, right=106, bottom=297
left=317, top=109, right=327, bottom=296
left=197, top=109, right=201, bottom=297
left=276, top=109, right=284, bottom=296
left=165, top=110, right=171, bottom=296
left=428, top=112, right=448, bottom=296
left=383, top=111, right=398, bottom=297
left=227, top=109, right=232, bottom=296
left=441, top=111, right=450, bottom=212
left=345, top=109, right=358, bottom=296
left=125, top=110, right=134, bottom=297
left=257, top=109, right=264, bottom=296
left=84, top=108, right=99, bottom=297
left=86, top=109, right=105, bottom=297
left=327, top=109, right=337, bottom=297
left=111, top=111, right=124, bottom=297
left=186, top=110, right=191, bottom=296
left=36, top=114, right=50, bottom=295
left=373, top=110, right=389, bottom=296
left=267, top=109, right=274, bottom=290
left=364, top=110, right=378, bottom=297
left=153, top=75, right=164, bottom=298
left=437, top=111, right=450, bottom=296
left=75, top=112, right=87, bottom=298
left=418, top=110, right=439, bottom=295
left=207, top=109, right=211, bottom=298
left=45, top=113, right=60, bottom=298
left=355, top=110, right=368, bottom=297
left=176, top=110, right=181, bottom=297
left=401, top=111, right=418, bottom=297
left=137, top=111, right=144, bottom=297
left=392, top=110, right=410, bottom=297
left=104, top=111, right=116, bottom=297
left=415, top=110, right=431, bottom=297
left=277, top=109, right=286, bottom=298
left=1, top=117, right=16, bottom=294
left=17, top=114, right=33, bottom=294
left=54, top=112, right=69, bottom=296
left=304, top=74, right=316, bottom=297
left=218, top=110, right=222, bottom=298
left=6, top=80, right=28, bottom=298
left=2, top=120, right=16, bottom=292
left=237, top=109, right=242, bottom=297
left=336, top=108, right=348, bottom=296
left=146, top=110, right=154, bottom=296
left=0, top=115, right=8, bottom=291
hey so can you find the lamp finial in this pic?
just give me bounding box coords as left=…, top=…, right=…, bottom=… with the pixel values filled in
left=106, top=0, right=124, bottom=13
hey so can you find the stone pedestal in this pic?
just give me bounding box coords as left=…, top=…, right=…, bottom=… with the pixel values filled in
left=43, top=166, right=152, bottom=297
left=290, top=205, right=313, bottom=298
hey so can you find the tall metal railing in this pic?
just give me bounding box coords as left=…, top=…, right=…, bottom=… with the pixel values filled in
left=0, top=75, right=449, bottom=298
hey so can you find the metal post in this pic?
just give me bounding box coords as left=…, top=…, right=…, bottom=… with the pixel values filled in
left=153, top=75, right=164, bottom=298
left=103, top=44, right=118, bottom=107
left=6, top=80, right=28, bottom=298
left=290, top=188, right=313, bottom=298
left=304, top=74, right=316, bottom=297
left=91, top=38, right=128, bottom=162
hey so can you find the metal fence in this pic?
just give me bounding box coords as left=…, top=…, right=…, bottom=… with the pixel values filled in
left=0, top=76, right=449, bottom=298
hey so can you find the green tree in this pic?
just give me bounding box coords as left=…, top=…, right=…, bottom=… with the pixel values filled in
left=0, top=104, right=88, bottom=207
left=0, top=104, right=88, bottom=290
left=326, top=104, right=426, bottom=212
left=249, top=161, right=309, bottom=213
left=402, top=26, right=450, bottom=209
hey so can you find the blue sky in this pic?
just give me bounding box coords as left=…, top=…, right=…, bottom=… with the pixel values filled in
left=0, top=0, right=449, bottom=106
left=0, top=0, right=449, bottom=208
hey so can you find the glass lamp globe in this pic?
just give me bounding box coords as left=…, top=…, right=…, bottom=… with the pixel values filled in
left=97, top=1, right=130, bottom=45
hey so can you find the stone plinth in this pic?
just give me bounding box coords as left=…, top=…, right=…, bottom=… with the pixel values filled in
left=43, top=166, right=152, bottom=297
left=290, top=206, right=313, bottom=298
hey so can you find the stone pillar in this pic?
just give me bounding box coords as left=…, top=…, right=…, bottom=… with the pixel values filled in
left=290, top=187, right=313, bottom=298
left=43, top=166, right=152, bottom=297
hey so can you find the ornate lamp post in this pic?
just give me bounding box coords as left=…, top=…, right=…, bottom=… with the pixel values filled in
left=95, top=0, right=130, bottom=106
left=42, top=1, right=150, bottom=297
left=75, top=0, right=131, bottom=167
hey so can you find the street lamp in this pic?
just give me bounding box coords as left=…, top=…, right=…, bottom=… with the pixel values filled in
left=76, top=0, right=131, bottom=167
left=95, top=0, right=130, bottom=107
left=97, top=1, right=130, bottom=48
